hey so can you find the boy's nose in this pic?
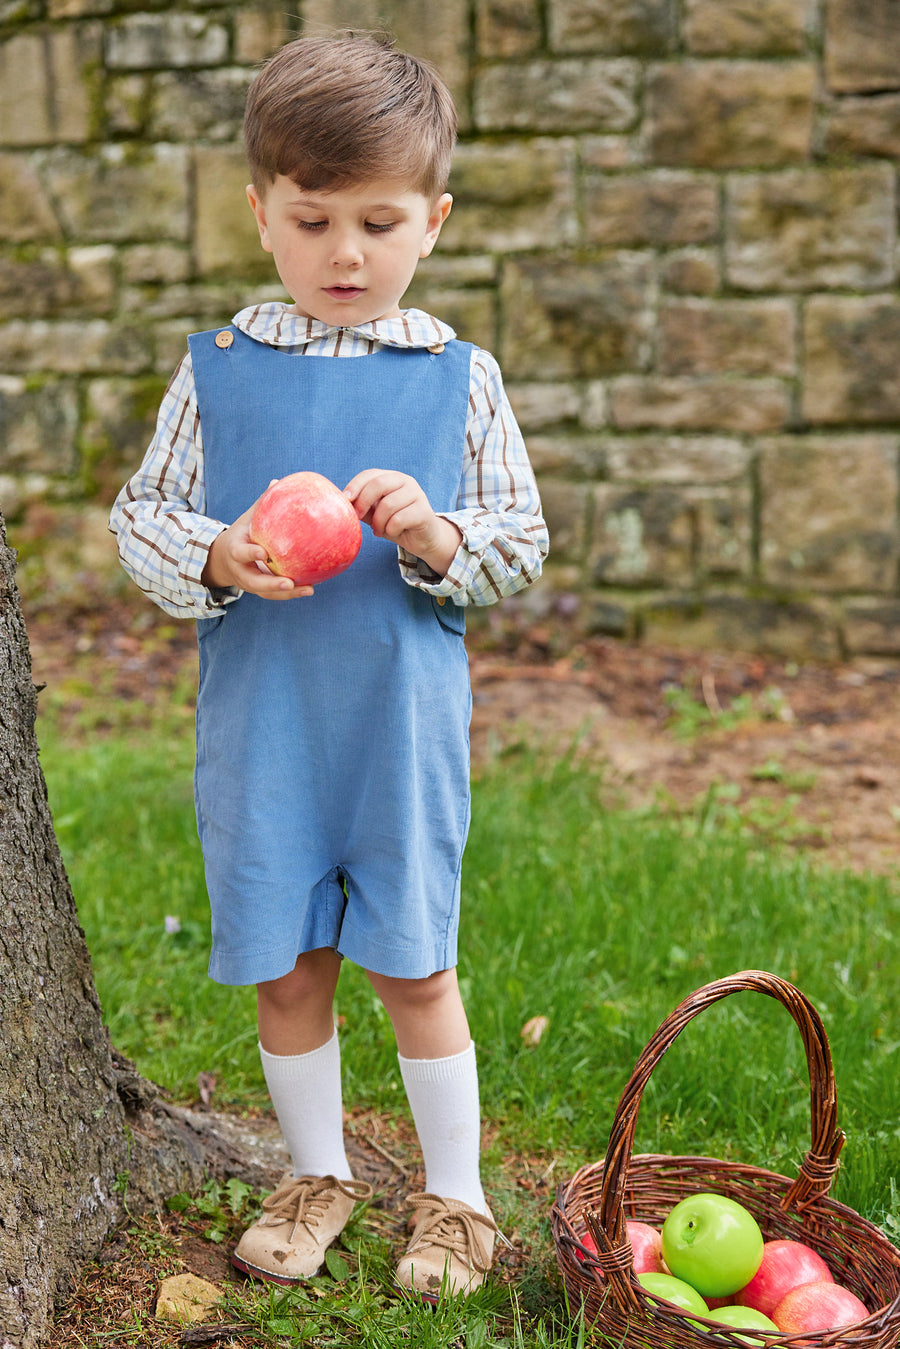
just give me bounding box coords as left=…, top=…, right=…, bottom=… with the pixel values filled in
left=330, top=232, right=364, bottom=268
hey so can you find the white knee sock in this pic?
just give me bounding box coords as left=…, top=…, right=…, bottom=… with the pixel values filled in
left=398, top=1040, right=486, bottom=1214
left=259, top=1027, right=352, bottom=1180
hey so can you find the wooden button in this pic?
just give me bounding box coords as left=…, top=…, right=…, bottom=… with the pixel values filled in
left=215, top=330, right=234, bottom=349
left=436, top=597, right=446, bottom=605
left=427, top=342, right=445, bottom=354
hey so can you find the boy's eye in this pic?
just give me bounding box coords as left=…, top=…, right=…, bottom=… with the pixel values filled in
left=366, top=221, right=396, bottom=234
left=298, top=219, right=327, bottom=232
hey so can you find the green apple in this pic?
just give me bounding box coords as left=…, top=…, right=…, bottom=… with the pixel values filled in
left=638, top=1271, right=710, bottom=1317
left=661, top=1193, right=764, bottom=1299
left=710, top=1304, right=779, bottom=1344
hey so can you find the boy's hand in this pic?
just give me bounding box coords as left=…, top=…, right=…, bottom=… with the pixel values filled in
left=343, top=469, right=462, bottom=578
left=201, top=498, right=315, bottom=600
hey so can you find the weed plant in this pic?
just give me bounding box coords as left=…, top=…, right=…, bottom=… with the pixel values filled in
left=38, top=720, right=900, bottom=1345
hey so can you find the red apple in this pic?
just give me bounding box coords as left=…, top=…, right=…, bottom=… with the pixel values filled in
left=249, top=471, right=361, bottom=586
left=773, top=1280, right=870, bottom=1333
left=577, top=1220, right=664, bottom=1274
left=736, top=1239, right=832, bottom=1316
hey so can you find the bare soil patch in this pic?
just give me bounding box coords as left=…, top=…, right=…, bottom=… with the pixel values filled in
left=24, top=591, right=900, bottom=877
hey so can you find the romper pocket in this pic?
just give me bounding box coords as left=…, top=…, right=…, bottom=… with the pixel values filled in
left=430, top=594, right=467, bottom=635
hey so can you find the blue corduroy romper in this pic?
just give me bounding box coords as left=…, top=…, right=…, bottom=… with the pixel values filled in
left=189, top=325, right=475, bottom=986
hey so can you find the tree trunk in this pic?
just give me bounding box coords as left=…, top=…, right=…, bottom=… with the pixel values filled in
left=0, top=513, right=211, bottom=1347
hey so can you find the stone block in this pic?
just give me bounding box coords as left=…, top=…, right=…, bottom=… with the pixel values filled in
left=400, top=282, right=496, bottom=350
left=301, top=0, right=471, bottom=123
left=684, top=0, right=811, bottom=54
left=644, top=61, right=815, bottom=167
left=194, top=146, right=269, bottom=277
left=82, top=376, right=168, bottom=491
left=588, top=481, right=750, bottom=586
left=579, top=135, right=638, bottom=170
left=500, top=253, right=653, bottom=379
left=610, top=377, right=790, bottom=433
left=759, top=433, right=899, bottom=591
left=581, top=381, right=608, bottom=428
left=536, top=479, right=591, bottom=562
left=0, top=320, right=153, bottom=376
left=803, top=295, right=900, bottom=424
left=659, top=247, right=721, bottom=294
left=0, top=154, right=60, bottom=242
left=0, top=26, right=100, bottom=146
left=825, top=0, right=900, bottom=93
left=49, top=0, right=114, bottom=13
left=725, top=165, right=896, bottom=292
left=824, top=92, right=900, bottom=158
left=475, top=57, right=640, bottom=132
left=235, top=6, right=298, bottom=63
left=0, top=375, right=78, bottom=474
left=106, top=73, right=153, bottom=137
left=549, top=0, right=677, bottom=54
left=41, top=144, right=191, bottom=243
left=476, top=0, right=542, bottom=56
left=639, top=593, right=840, bottom=659
left=843, top=600, right=900, bottom=656
left=121, top=243, right=192, bottom=286
left=148, top=68, right=251, bottom=142
left=658, top=299, right=797, bottom=376
left=441, top=139, right=577, bottom=253
left=105, top=13, right=229, bottom=70
left=506, top=381, right=582, bottom=430
left=584, top=169, right=718, bottom=246
left=604, top=433, right=751, bottom=483
left=525, top=433, right=607, bottom=479
left=0, top=246, right=116, bottom=319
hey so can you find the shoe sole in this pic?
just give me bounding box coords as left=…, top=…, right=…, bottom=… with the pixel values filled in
left=231, top=1250, right=316, bottom=1286
left=395, top=1280, right=440, bottom=1307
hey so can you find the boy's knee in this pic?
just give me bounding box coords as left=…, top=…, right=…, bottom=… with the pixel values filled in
left=369, top=966, right=457, bottom=1012
left=257, top=948, right=340, bottom=1013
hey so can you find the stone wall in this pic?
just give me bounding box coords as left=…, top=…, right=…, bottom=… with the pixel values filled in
left=2, top=0, right=900, bottom=657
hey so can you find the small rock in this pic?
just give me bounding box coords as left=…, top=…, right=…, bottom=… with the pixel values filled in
left=155, top=1272, right=222, bottom=1324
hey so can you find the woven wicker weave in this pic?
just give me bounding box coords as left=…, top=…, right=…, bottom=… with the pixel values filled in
left=551, top=970, right=900, bottom=1346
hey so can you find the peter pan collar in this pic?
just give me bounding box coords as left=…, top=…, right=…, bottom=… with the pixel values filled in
left=232, top=302, right=457, bottom=350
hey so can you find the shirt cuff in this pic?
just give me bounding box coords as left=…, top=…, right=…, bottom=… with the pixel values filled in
left=178, top=520, right=241, bottom=615
left=398, top=515, right=496, bottom=601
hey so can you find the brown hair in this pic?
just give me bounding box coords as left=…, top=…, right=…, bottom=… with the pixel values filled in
left=244, top=32, right=457, bottom=200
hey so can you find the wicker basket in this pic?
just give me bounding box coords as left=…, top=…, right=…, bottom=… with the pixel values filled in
left=551, top=970, right=900, bottom=1347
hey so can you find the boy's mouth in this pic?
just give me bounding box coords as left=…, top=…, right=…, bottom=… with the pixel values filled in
left=324, top=285, right=365, bottom=300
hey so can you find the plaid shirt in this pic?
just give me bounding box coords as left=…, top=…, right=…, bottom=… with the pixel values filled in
left=110, top=303, right=548, bottom=618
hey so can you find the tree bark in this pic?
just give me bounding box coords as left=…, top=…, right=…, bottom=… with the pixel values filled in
left=0, top=513, right=210, bottom=1347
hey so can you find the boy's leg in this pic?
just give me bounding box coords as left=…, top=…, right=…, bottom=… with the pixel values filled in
left=367, top=967, right=500, bottom=1299
left=257, top=947, right=350, bottom=1178
left=233, top=949, right=372, bottom=1284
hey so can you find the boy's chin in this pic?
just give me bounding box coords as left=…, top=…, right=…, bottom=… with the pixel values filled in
left=289, top=300, right=403, bottom=325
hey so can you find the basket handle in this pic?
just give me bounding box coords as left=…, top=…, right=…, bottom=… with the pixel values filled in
left=592, top=970, right=845, bottom=1309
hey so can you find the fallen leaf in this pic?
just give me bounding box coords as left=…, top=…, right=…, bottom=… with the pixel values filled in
left=197, top=1072, right=217, bottom=1107
left=521, top=1015, right=549, bottom=1046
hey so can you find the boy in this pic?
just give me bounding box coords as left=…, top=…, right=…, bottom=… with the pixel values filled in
left=110, top=32, right=547, bottom=1299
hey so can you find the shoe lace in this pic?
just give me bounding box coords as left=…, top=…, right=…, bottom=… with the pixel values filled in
left=260, top=1174, right=373, bottom=1243
left=404, top=1194, right=512, bottom=1274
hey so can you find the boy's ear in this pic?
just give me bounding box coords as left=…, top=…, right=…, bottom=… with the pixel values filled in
left=419, top=193, right=453, bottom=259
left=246, top=184, right=273, bottom=253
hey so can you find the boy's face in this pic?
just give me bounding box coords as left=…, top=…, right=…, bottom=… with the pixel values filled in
left=246, top=175, right=452, bottom=326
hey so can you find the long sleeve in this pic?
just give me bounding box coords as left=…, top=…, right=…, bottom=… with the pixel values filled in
left=108, top=353, right=237, bottom=619
left=398, top=346, right=549, bottom=605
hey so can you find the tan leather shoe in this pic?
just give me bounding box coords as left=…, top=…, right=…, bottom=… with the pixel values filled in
left=394, top=1193, right=507, bottom=1301
left=231, top=1173, right=373, bottom=1285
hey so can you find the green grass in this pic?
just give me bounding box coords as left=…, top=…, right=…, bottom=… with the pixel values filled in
left=37, top=720, right=900, bottom=1342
